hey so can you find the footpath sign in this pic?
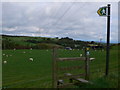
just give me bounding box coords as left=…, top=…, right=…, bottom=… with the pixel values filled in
left=97, top=6, right=108, bottom=16
left=97, top=4, right=111, bottom=76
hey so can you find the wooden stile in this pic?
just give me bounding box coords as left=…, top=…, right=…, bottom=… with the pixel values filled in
left=52, top=47, right=93, bottom=88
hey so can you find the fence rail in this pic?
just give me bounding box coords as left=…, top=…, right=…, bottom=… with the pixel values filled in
left=57, top=57, right=86, bottom=61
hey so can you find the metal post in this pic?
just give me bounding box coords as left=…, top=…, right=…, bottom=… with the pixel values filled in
left=106, top=4, right=111, bottom=76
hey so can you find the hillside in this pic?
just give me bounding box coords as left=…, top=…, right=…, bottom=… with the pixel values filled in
left=2, top=35, right=88, bottom=50
left=2, top=34, right=116, bottom=50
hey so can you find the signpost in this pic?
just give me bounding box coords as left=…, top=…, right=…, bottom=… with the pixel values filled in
left=97, top=4, right=111, bottom=76
left=97, top=6, right=108, bottom=16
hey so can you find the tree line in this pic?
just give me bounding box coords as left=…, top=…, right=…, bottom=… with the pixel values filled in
left=2, top=35, right=107, bottom=50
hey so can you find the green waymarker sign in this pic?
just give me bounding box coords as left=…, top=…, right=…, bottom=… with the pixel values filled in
left=97, top=7, right=108, bottom=16
left=97, top=4, right=111, bottom=76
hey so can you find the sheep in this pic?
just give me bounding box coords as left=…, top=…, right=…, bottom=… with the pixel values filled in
left=14, top=48, right=16, bottom=50
left=6, top=55, right=8, bottom=57
left=29, top=58, right=33, bottom=61
left=23, top=51, right=26, bottom=53
left=3, top=61, right=7, bottom=64
left=80, top=54, right=83, bottom=57
left=30, top=48, right=32, bottom=50
left=90, top=58, right=95, bottom=61
left=3, top=54, right=5, bottom=56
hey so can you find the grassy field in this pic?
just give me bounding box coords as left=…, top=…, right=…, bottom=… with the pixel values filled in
left=2, top=46, right=119, bottom=88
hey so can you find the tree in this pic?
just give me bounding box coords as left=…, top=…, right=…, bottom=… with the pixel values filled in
left=91, top=41, right=95, bottom=44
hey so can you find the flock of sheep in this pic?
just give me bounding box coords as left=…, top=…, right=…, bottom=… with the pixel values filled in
left=3, top=48, right=34, bottom=64
left=3, top=48, right=95, bottom=64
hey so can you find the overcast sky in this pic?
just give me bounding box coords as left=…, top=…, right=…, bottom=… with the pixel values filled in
left=1, top=1, right=118, bottom=43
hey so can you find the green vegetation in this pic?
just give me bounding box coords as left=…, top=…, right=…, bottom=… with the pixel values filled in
left=2, top=35, right=106, bottom=50
left=2, top=45, right=119, bottom=88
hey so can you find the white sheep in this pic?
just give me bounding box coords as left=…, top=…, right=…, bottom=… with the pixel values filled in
left=3, top=54, right=5, bottom=56
left=30, top=48, right=32, bottom=50
left=6, top=55, right=8, bottom=57
left=80, top=54, right=83, bottom=57
left=90, top=58, right=95, bottom=61
left=3, top=61, right=7, bottom=64
left=14, top=48, right=16, bottom=50
left=29, top=58, right=33, bottom=61
left=23, top=51, right=26, bottom=53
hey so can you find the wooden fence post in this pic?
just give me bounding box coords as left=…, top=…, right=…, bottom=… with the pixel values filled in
left=85, top=48, right=90, bottom=80
left=52, top=47, right=58, bottom=88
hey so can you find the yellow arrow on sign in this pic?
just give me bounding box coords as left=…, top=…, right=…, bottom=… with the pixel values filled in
left=97, top=6, right=108, bottom=16
left=97, top=8, right=102, bottom=16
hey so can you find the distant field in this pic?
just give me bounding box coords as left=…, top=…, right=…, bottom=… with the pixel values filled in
left=2, top=46, right=119, bottom=88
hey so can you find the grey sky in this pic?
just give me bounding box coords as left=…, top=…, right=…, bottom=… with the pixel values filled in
left=1, top=2, right=118, bottom=43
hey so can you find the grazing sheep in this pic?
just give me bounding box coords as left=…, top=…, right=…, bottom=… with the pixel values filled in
left=6, top=55, right=8, bottom=57
left=3, top=61, right=7, bottom=64
left=80, top=54, right=83, bottom=57
left=23, top=51, right=26, bottom=53
left=29, top=58, right=33, bottom=61
left=30, top=48, right=32, bottom=50
left=3, top=54, right=5, bottom=56
left=14, top=48, right=16, bottom=50
left=90, top=58, right=95, bottom=61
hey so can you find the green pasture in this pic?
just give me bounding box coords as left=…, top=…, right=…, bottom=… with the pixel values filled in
left=2, top=46, right=119, bottom=88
